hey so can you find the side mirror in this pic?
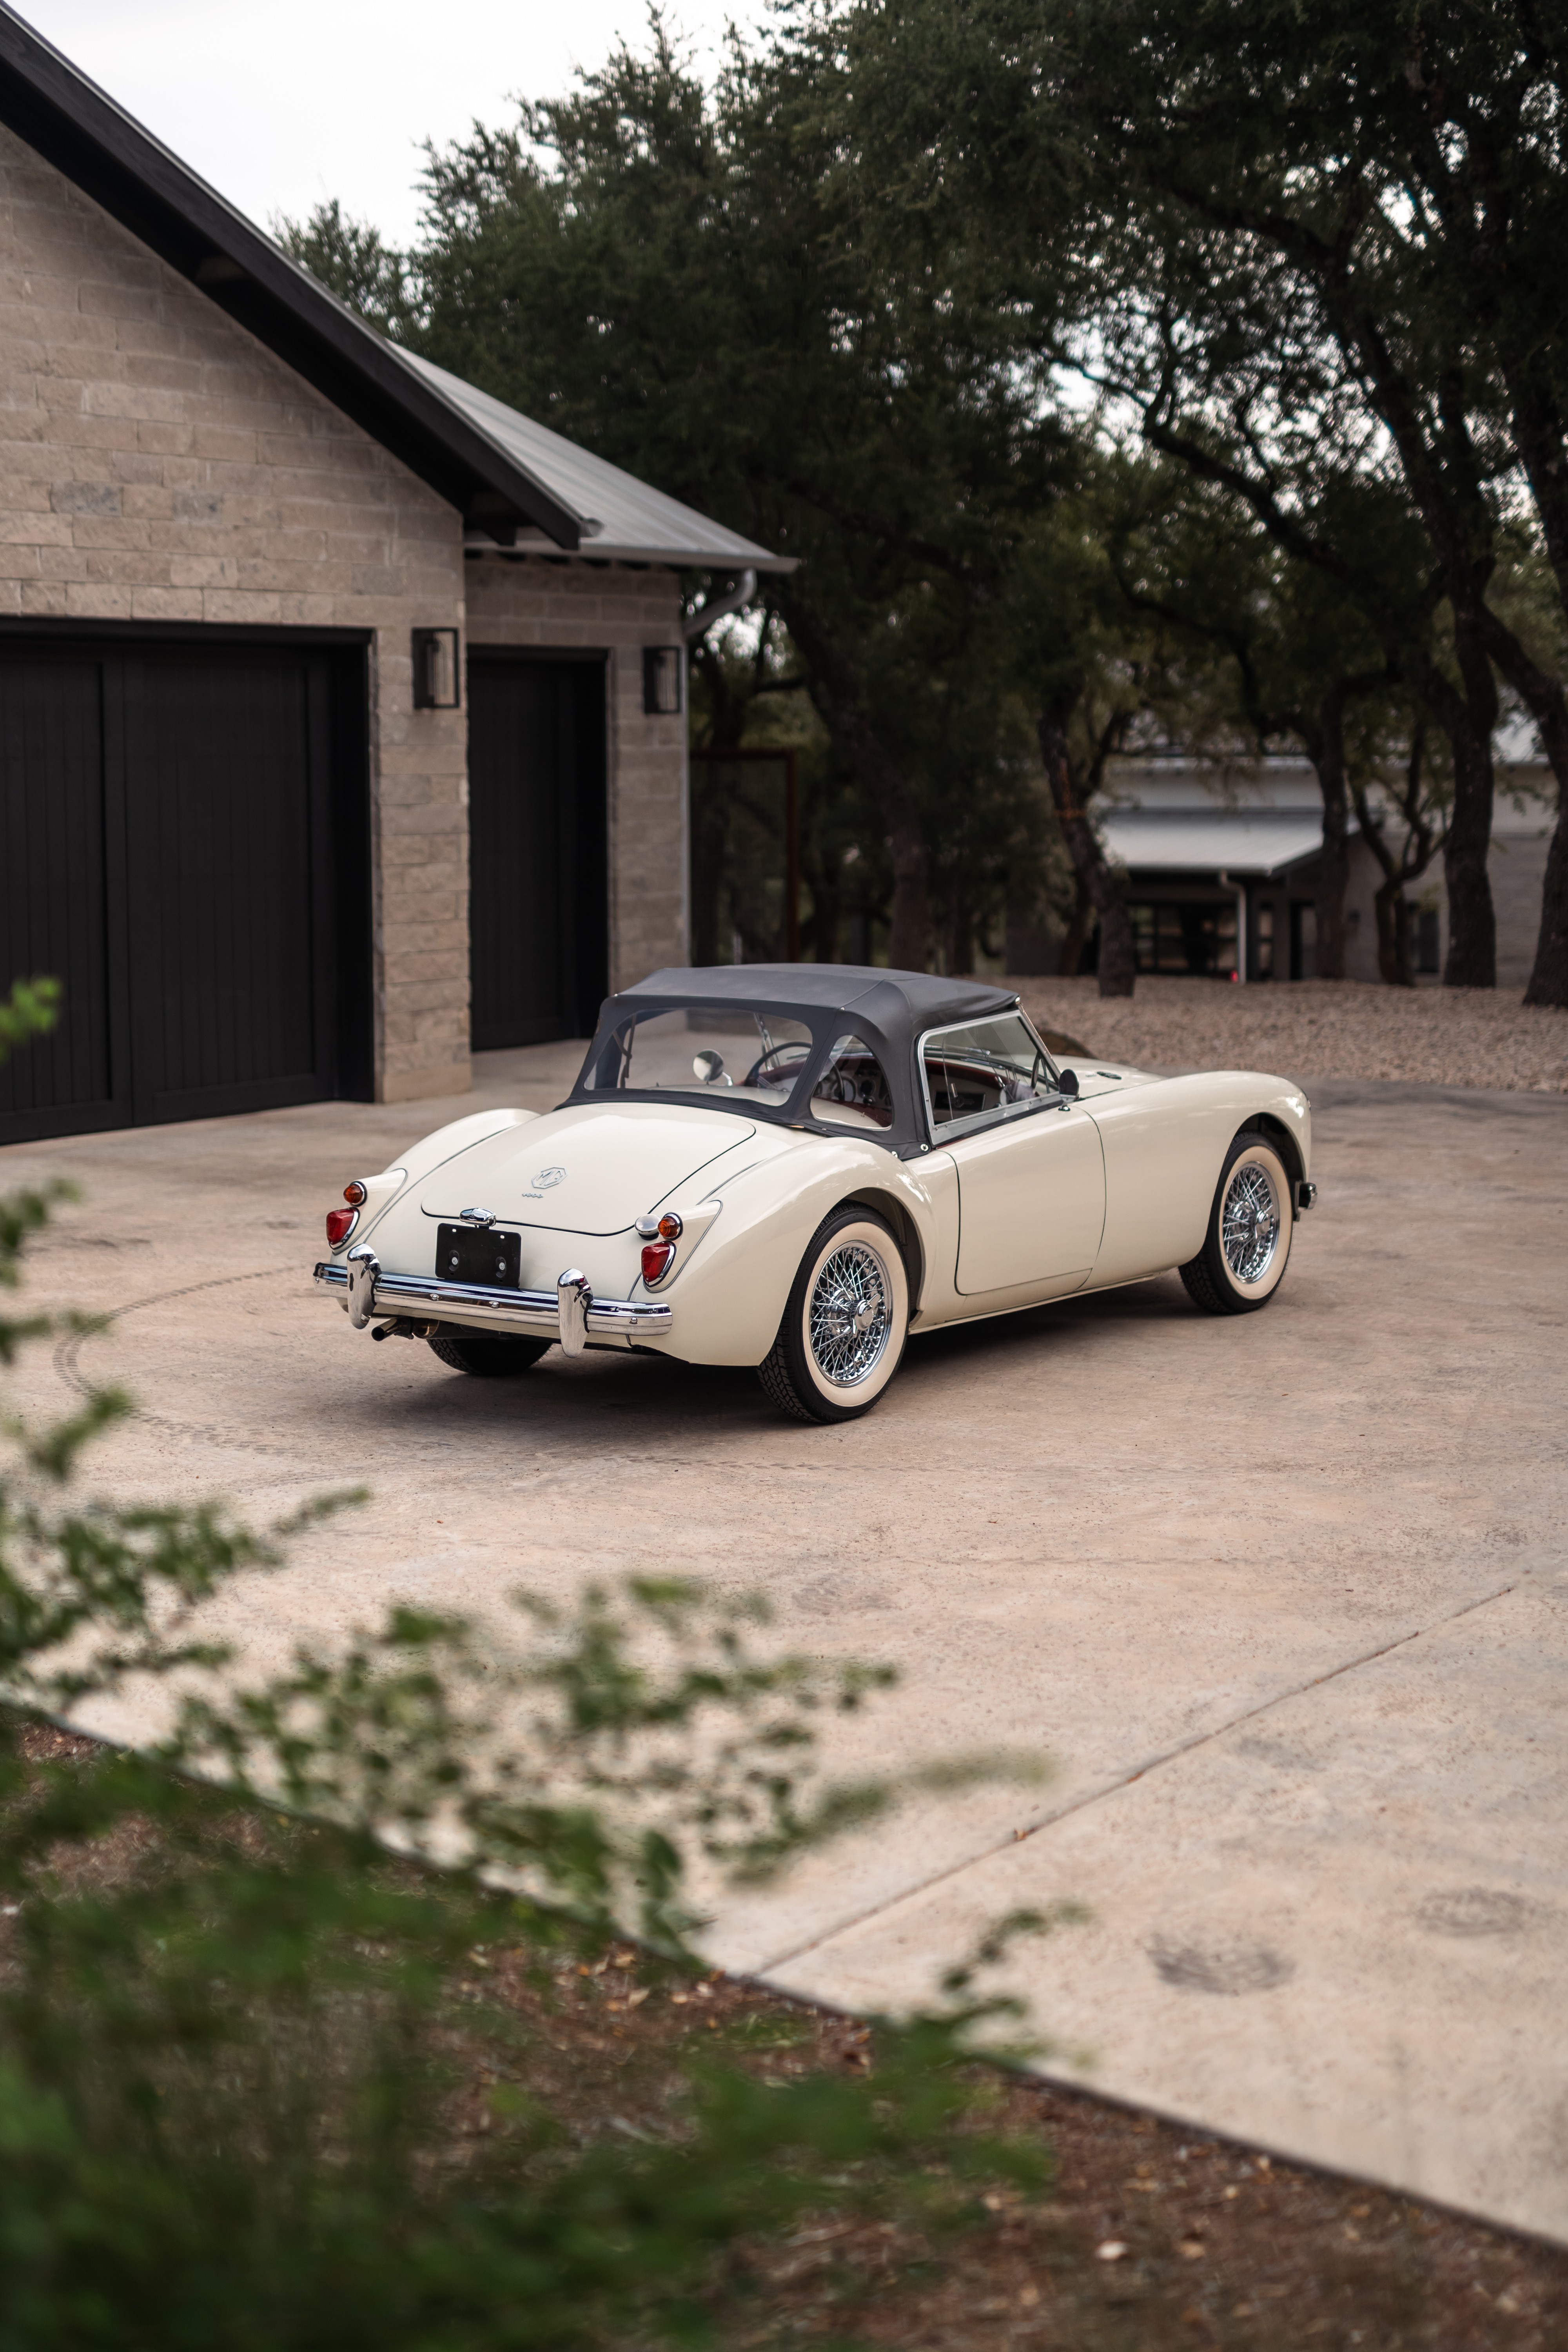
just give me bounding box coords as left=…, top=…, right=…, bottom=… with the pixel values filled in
left=1057, top=1066, right=1080, bottom=1097
left=692, top=1049, right=730, bottom=1086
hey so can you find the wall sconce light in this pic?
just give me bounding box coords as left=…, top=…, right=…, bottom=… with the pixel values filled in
left=642, top=645, right=684, bottom=715
left=412, top=626, right=461, bottom=710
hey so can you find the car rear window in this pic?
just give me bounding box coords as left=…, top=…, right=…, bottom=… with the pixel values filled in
left=579, top=1007, right=815, bottom=1108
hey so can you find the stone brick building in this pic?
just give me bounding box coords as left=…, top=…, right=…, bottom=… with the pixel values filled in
left=0, top=5, right=783, bottom=1143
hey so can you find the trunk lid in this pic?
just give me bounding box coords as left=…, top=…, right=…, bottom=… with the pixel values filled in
left=416, top=1103, right=755, bottom=1236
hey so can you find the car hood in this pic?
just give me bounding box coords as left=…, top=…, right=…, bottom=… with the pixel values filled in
left=1056, top=1056, right=1157, bottom=1100
left=415, top=1102, right=757, bottom=1236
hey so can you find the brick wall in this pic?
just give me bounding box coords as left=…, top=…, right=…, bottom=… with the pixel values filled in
left=0, top=123, right=470, bottom=1104
left=465, top=555, right=689, bottom=995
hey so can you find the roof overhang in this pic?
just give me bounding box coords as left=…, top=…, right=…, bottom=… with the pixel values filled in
left=1101, top=811, right=1339, bottom=880
left=0, top=4, right=576, bottom=546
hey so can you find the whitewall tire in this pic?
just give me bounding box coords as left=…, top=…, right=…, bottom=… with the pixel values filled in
left=1180, top=1134, right=1294, bottom=1316
left=759, top=1206, right=910, bottom=1424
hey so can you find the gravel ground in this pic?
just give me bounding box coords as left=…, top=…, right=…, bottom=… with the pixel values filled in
left=1014, top=977, right=1568, bottom=1094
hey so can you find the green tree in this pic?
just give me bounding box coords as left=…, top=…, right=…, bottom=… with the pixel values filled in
left=1352, top=712, right=1452, bottom=987
left=830, top=0, right=1568, bottom=999
left=276, top=196, right=411, bottom=333
left=285, top=28, right=1066, bottom=974
left=1107, top=463, right=1456, bottom=980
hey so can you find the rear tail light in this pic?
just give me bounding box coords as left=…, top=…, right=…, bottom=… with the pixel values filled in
left=641, top=1240, right=676, bottom=1286
left=327, top=1181, right=369, bottom=1247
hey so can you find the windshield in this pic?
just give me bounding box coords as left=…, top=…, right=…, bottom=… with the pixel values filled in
left=921, top=1013, right=1058, bottom=1132
left=579, top=1007, right=817, bottom=1109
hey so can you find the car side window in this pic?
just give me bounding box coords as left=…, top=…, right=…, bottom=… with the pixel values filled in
left=923, top=1014, right=1055, bottom=1133
left=812, top=1033, right=894, bottom=1128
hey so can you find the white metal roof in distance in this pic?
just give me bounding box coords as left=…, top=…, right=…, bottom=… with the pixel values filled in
left=401, top=350, right=793, bottom=573
left=1101, top=809, right=1339, bottom=878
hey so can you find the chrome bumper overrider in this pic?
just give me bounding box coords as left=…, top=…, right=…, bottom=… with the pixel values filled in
left=312, top=1252, right=672, bottom=1353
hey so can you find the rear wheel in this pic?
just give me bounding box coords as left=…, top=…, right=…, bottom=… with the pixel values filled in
left=758, top=1207, right=910, bottom=1424
left=427, top=1327, right=552, bottom=1377
left=1180, top=1133, right=1294, bottom=1316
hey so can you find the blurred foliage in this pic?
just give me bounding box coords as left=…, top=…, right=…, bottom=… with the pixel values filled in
left=0, top=989, right=1058, bottom=2348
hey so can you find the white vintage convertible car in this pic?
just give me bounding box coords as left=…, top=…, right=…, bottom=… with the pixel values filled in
left=314, top=966, right=1316, bottom=1423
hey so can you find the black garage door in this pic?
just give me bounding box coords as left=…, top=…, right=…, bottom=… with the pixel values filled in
left=0, top=631, right=370, bottom=1144
left=467, top=648, right=608, bottom=1050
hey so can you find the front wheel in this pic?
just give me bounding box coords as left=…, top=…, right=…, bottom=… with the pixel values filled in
left=427, top=1327, right=552, bottom=1377
left=758, top=1207, right=910, bottom=1424
left=1180, top=1133, right=1294, bottom=1316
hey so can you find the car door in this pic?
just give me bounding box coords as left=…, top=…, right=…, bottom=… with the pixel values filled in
left=921, top=1014, right=1106, bottom=1295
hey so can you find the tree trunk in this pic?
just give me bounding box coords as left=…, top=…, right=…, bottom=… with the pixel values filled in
left=1057, top=870, right=1094, bottom=977
left=1527, top=796, right=1568, bottom=1007
left=779, top=598, right=932, bottom=972
left=1373, top=875, right=1416, bottom=986
left=882, top=823, right=932, bottom=973
left=1414, top=628, right=1497, bottom=988
left=1036, top=695, right=1135, bottom=998
left=1474, top=608, right=1568, bottom=1009
left=806, top=864, right=840, bottom=964
left=1351, top=723, right=1439, bottom=991
left=1309, top=684, right=1352, bottom=981
left=1499, top=413, right=1568, bottom=1002
left=1441, top=743, right=1497, bottom=988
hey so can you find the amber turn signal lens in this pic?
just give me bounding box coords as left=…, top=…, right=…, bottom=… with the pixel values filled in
left=343, top=1181, right=368, bottom=1207
left=325, top=1207, right=359, bottom=1247
left=641, top=1240, right=675, bottom=1286
left=657, top=1212, right=682, bottom=1240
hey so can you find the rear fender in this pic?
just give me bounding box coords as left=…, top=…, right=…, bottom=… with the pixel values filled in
left=652, top=1144, right=940, bottom=1366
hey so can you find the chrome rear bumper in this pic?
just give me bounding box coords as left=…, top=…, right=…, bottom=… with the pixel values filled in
left=312, top=1255, right=672, bottom=1350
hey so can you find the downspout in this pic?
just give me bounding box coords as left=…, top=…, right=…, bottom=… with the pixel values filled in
left=683, top=568, right=757, bottom=643
left=1219, top=869, right=1248, bottom=982
left=679, top=572, right=756, bottom=964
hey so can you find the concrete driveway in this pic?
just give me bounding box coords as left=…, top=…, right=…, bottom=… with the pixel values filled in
left=5, top=1051, right=1565, bottom=2244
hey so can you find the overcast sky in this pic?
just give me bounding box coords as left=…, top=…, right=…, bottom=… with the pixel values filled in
left=15, top=0, right=766, bottom=245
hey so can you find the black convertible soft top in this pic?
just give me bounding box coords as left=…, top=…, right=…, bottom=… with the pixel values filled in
left=625, top=964, right=1017, bottom=1033
left=571, top=964, right=1029, bottom=1156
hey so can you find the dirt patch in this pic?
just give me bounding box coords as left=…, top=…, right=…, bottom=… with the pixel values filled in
left=1014, top=976, right=1568, bottom=1094
left=11, top=1721, right=1566, bottom=2349
left=507, top=1957, right=1568, bottom=2350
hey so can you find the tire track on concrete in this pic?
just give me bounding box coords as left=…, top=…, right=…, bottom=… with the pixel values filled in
left=52, top=1265, right=316, bottom=1464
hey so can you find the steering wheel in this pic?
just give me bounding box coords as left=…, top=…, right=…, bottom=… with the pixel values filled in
left=744, top=1040, right=811, bottom=1089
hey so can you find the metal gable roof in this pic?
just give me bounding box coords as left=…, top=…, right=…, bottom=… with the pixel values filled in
left=1100, top=809, right=1339, bottom=878
left=400, top=353, right=787, bottom=572
left=0, top=1, right=784, bottom=572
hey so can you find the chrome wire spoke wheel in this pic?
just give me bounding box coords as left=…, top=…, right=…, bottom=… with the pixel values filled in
left=1221, top=1161, right=1280, bottom=1284
left=807, top=1241, right=891, bottom=1387
left=761, top=1208, right=911, bottom=1424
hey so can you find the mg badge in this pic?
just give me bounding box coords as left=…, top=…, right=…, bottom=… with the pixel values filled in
left=530, top=1166, right=566, bottom=1191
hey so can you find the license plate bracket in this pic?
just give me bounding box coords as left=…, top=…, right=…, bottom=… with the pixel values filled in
left=435, top=1223, right=521, bottom=1289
